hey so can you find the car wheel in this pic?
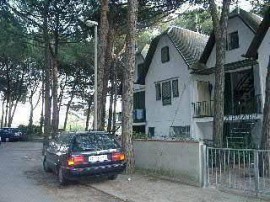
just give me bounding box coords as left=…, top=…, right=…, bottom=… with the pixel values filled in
left=43, top=158, right=51, bottom=173
left=108, top=174, right=118, bottom=180
left=58, top=167, right=67, bottom=185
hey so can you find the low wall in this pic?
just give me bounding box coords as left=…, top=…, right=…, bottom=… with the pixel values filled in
left=134, top=139, right=204, bottom=187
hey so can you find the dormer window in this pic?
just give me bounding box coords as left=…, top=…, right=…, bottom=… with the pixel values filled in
left=161, top=46, right=170, bottom=63
left=228, top=31, right=239, bottom=50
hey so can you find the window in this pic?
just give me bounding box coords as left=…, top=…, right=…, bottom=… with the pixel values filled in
left=228, top=31, right=239, bottom=50
left=148, top=127, right=155, bottom=137
left=161, top=46, right=170, bottom=63
left=155, top=83, right=161, bottom=100
left=170, top=126, right=190, bottom=138
left=162, top=81, right=171, bottom=106
left=172, top=79, right=179, bottom=97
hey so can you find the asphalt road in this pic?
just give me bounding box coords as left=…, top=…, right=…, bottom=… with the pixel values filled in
left=0, top=142, right=123, bottom=202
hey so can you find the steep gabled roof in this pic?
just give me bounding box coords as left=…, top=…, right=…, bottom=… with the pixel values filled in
left=199, top=8, right=262, bottom=65
left=142, top=26, right=208, bottom=83
left=167, top=26, right=208, bottom=67
left=245, top=7, right=270, bottom=59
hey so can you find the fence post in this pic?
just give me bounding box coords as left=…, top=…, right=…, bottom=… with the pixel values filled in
left=199, top=141, right=208, bottom=187
left=254, top=150, right=259, bottom=196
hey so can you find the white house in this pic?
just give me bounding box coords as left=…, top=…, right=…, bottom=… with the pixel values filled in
left=191, top=8, right=263, bottom=148
left=143, top=26, right=208, bottom=138
left=141, top=8, right=266, bottom=149
left=245, top=7, right=270, bottom=106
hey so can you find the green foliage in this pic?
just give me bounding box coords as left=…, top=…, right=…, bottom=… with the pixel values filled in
left=133, top=132, right=149, bottom=140
left=173, top=9, right=212, bottom=35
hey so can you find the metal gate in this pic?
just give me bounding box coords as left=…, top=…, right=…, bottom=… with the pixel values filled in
left=205, top=147, right=270, bottom=196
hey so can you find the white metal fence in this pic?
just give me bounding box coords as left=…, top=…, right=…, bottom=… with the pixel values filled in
left=205, top=147, right=270, bottom=196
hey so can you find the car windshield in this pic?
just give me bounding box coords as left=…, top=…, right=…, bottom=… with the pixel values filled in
left=72, top=133, right=119, bottom=152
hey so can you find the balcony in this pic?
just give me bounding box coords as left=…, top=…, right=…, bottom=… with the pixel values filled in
left=192, top=100, right=214, bottom=118
left=133, top=109, right=146, bottom=123
left=225, top=94, right=262, bottom=115
left=192, top=94, right=262, bottom=118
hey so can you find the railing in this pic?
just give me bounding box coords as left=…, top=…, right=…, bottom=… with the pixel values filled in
left=206, top=147, right=270, bottom=196
left=133, top=109, right=146, bottom=123
left=225, top=94, right=262, bottom=116
left=193, top=94, right=262, bottom=118
left=192, top=100, right=214, bottom=118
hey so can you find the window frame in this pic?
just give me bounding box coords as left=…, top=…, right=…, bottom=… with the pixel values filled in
left=228, top=31, right=239, bottom=50
left=155, top=83, right=161, bottom=101
left=172, top=79, right=179, bottom=97
left=162, top=81, right=172, bottom=106
left=161, top=46, right=170, bottom=63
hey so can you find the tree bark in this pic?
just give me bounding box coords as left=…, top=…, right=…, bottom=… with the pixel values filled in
left=261, top=56, right=270, bottom=150
left=1, top=99, right=5, bottom=128
left=85, top=96, right=93, bottom=131
left=97, top=0, right=109, bottom=130
left=51, top=59, right=59, bottom=135
left=121, top=0, right=138, bottom=174
left=63, top=93, right=75, bottom=131
left=43, top=1, right=52, bottom=139
left=209, top=0, right=231, bottom=147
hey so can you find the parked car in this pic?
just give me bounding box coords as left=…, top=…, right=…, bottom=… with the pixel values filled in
left=0, top=127, right=23, bottom=142
left=43, top=131, right=126, bottom=185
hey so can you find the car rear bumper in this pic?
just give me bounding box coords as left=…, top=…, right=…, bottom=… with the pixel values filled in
left=61, top=163, right=126, bottom=179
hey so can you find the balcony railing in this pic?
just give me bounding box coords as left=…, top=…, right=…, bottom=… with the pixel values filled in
left=224, top=94, right=262, bottom=115
left=192, top=94, right=262, bottom=118
left=192, top=100, right=214, bottom=118
left=133, top=109, right=146, bottom=123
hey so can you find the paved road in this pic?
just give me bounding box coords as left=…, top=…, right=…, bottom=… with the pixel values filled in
left=0, top=142, right=123, bottom=202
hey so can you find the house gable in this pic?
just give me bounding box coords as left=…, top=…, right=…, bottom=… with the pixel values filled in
left=198, top=8, right=261, bottom=68
left=145, top=34, right=191, bottom=137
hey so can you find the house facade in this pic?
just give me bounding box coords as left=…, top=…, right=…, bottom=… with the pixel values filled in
left=137, top=8, right=269, bottom=149
left=192, top=8, right=263, bottom=148
left=143, top=26, right=207, bottom=138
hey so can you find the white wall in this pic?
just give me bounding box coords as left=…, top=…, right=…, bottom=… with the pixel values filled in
left=258, top=28, right=270, bottom=106
left=207, top=16, right=256, bottom=68
left=134, top=140, right=203, bottom=187
left=145, top=35, right=191, bottom=137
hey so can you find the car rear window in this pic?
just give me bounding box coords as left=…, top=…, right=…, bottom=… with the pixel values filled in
left=72, top=133, right=120, bottom=152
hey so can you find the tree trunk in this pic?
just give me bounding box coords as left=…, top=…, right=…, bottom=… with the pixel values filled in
left=28, top=93, right=34, bottom=135
left=112, top=79, right=118, bottom=133
left=1, top=99, right=5, bottom=128
left=43, top=2, right=52, bottom=140
left=51, top=59, right=59, bottom=135
left=85, top=96, right=93, bottom=131
left=63, top=93, right=75, bottom=131
left=209, top=0, right=231, bottom=147
left=261, top=56, right=270, bottom=150
left=121, top=0, right=138, bottom=174
left=40, top=70, right=45, bottom=133
left=97, top=0, right=109, bottom=130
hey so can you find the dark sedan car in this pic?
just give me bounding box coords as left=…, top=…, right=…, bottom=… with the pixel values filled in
left=0, top=127, right=23, bottom=142
left=43, top=131, right=126, bottom=185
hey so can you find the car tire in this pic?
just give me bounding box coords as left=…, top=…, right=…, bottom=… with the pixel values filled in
left=43, top=158, right=51, bottom=173
left=108, top=174, right=118, bottom=180
left=58, top=167, right=68, bottom=185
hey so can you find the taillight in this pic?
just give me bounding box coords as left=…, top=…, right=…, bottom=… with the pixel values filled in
left=67, top=155, right=85, bottom=166
left=112, top=152, right=125, bottom=161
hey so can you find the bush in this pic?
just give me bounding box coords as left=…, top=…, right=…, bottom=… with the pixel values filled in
left=133, top=132, right=149, bottom=140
